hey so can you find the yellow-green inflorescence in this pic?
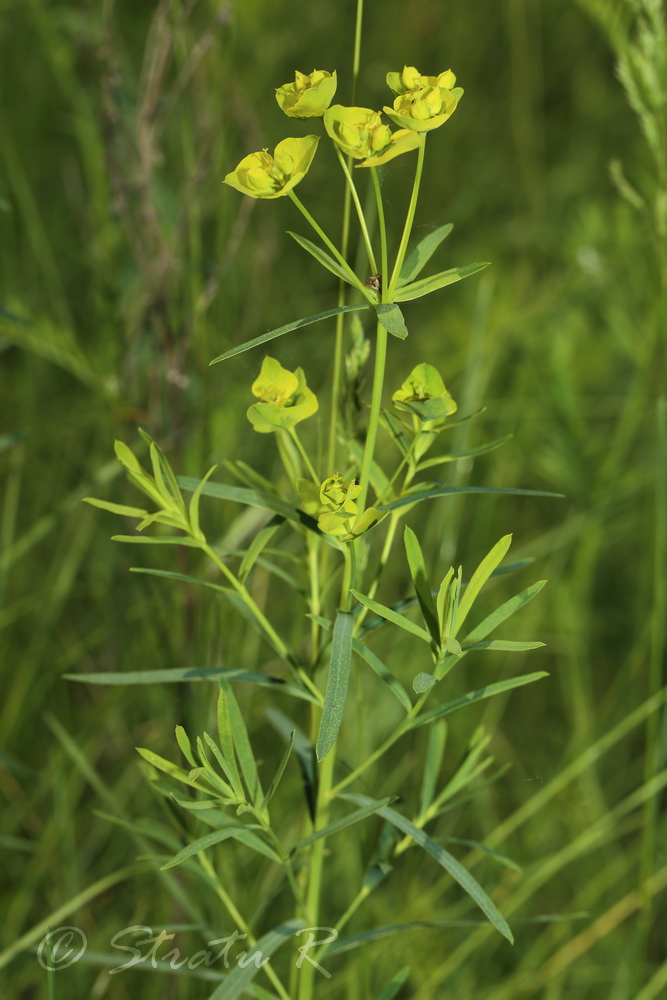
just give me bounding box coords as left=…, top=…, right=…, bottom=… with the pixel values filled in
left=392, top=362, right=458, bottom=423
left=384, top=65, right=463, bottom=133
left=247, top=356, right=318, bottom=433
left=276, top=69, right=338, bottom=118
left=323, top=105, right=421, bottom=167
left=223, top=136, right=319, bottom=199
left=297, top=474, right=384, bottom=541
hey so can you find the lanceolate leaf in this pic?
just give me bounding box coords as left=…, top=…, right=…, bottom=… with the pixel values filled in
left=310, top=615, right=412, bottom=713
left=220, top=679, right=262, bottom=803
left=462, top=580, right=547, bottom=645
left=316, top=610, right=354, bottom=762
left=178, top=476, right=338, bottom=546
left=398, top=222, right=454, bottom=286
left=393, top=262, right=490, bottom=302
left=65, top=666, right=317, bottom=703
left=376, top=303, right=408, bottom=340
left=288, top=231, right=357, bottom=284
left=460, top=639, right=545, bottom=653
left=379, top=484, right=564, bottom=514
left=349, top=589, right=432, bottom=643
left=410, top=672, right=548, bottom=730
left=160, top=825, right=269, bottom=870
left=293, top=796, right=396, bottom=852
left=209, top=305, right=370, bottom=364
left=455, top=534, right=513, bottom=636
left=374, top=967, right=411, bottom=1000
left=404, top=525, right=440, bottom=643
left=344, top=796, right=514, bottom=943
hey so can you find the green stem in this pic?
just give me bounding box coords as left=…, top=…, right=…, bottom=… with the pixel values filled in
left=388, top=135, right=427, bottom=295
left=358, top=319, right=388, bottom=512
left=288, top=189, right=374, bottom=303
left=334, top=145, right=377, bottom=273
left=370, top=166, right=388, bottom=289
left=289, top=428, right=319, bottom=484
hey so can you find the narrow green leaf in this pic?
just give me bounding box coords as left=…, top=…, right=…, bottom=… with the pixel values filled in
left=82, top=497, right=149, bottom=518
left=112, top=534, right=200, bottom=546
left=439, top=837, right=521, bottom=873
left=178, top=476, right=337, bottom=543
left=349, top=589, right=432, bottom=644
left=239, top=518, right=282, bottom=583
left=419, top=722, right=447, bottom=816
left=376, top=303, right=408, bottom=340
left=288, top=231, right=356, bottom=284
left=220, top=679, right=262, bottom=803
left=196, top=736, right=236, bottom=798
left=266, top=708, right=316, bottom=820
left=347, top=796, right=514, bottom=943
left=175, top=726, right=197, bottom=767
left=64, top=666, right=316, bottom=702
left=461, top=639, right=545, bottom=652
left=310, top=616, right=412, bottom=713
left=410, top=672, right=549, bottom=730
left=265, top=731, right=294, bottom=806
left=454, top=535, right=512, bottom=635
left=379, top=485, right=564, bottom=513
left=416, top=434, right=513, bottom=470
left=130, top=566, right=231, bottom=595
left=399, top=222, right=454, bottom=285
left=189, top=465, right=218, bottom=538
left=404, top=525, right=440, bottom=642
left=136, top=748, right=209, bottom=790
left=293, top=797, right=396, bottom=852
left=160, top=825, right=263, bottom=870
left=316, top=610, right=354, bottom=762
left=209, top=305, right=370, bottom=364
left=204, top=731, right=243, bottom=800
left=393, top=262, right=490, bottom=302
left=216, top=690, right=244, bottom=798
left=207, top=920, right=304, bottom=1000
left=375, top=967, right=411, bottom=1000
left=463, top=580, right=547, bottom=645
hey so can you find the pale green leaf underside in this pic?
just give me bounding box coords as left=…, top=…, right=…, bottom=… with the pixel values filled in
left=316, top=610, right=355, bottom=762
left=376, top=303, right=408, bottom=340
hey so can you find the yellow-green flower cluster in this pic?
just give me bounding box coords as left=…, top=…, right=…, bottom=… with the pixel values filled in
left=392, top=363, right=457, bottom=422
left=223, top=136, right=319, bottom=199
left=323, top=105, right=421, bottom=167
left=276, top=70, right=337, bottom=118
left=297, top=474, right=383, bottom=540
left=247, top=356, right=318, bottom=433
left=384, top=64, right=463, bottom=132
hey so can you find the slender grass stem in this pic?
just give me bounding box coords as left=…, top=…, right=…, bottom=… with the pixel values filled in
left=388, top=135, right=427, bottom=295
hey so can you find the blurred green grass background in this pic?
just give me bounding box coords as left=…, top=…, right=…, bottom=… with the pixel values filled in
left=1, top=0, right=666, bottom=997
